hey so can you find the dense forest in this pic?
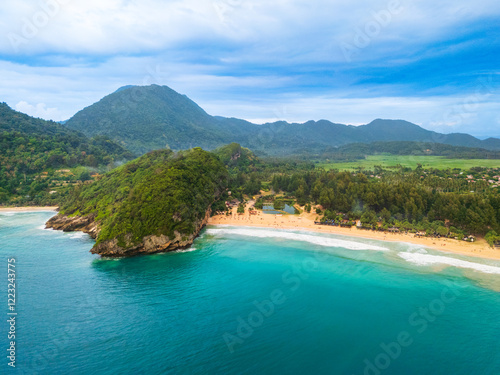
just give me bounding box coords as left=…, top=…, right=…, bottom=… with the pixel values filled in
left=318, top=141, right=500, bottom=161
left=271, top=169, right=500, bottom=235
left=59, top=148, right=228, bottom=248
left=210, top=144, right=500, bottom=243
left=65, top=85, right=250, bottom=154
left=0, top=103, right=135, bottom=205
left=211, top=143, right=315, bottom=205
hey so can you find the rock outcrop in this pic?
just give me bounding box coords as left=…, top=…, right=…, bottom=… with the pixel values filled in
left=45, top=209, right=211, bottom=258
left=46, top=213, right=100, bottom=239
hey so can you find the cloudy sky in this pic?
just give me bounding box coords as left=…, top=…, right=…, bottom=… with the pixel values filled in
left=1, top=0, right=499, bottom=137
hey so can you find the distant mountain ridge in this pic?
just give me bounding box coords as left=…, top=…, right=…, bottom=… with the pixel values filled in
left=0, top=102, right=134, bottom=204
left=64, top=85, right=500, bottom=155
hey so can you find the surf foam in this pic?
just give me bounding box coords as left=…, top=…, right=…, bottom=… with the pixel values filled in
left=173, top=247, right=198, bottom=254
left=68, top=232, right=89, bottom=240
left=399, top=252, right=500, bottom=275
left=205, top=228, right=388, bottom=251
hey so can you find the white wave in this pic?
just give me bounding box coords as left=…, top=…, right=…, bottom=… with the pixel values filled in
left=403, top=243, right=429, bottom=254
left=173, top=247, right=198, bottom=254
left=205, top=228, right=388, bottom=251
left=399, top=252, right=500, bottom=275
left=68, top=232, right=88, bottom=240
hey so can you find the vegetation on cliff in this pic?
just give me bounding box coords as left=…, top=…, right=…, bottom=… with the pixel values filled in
left=58, top=148, right=228, bottom=249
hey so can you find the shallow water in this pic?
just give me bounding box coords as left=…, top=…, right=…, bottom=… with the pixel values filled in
left=1, top=213, right=499, bottom=374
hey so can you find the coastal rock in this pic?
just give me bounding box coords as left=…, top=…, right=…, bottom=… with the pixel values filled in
left=46, top=209, right=211, bottom=258
left=46, top=213, right=100, bottom=239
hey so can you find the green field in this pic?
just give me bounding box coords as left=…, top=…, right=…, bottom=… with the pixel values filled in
left=317, top=155, right=500, bottom=171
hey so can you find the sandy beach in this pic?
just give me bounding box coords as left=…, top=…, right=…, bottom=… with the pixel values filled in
left=209, top=205, right=500, bottom=261
left=0, top=206, right=58, bottom=212
left=2, top=205, right=498, bottom=261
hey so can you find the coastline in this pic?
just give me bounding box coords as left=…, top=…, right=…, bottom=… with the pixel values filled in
left=2, top=205, right=499, bottom=262
left=0, top=206, right=58, bottom=212
left=208, top=207, right=500, bottom=262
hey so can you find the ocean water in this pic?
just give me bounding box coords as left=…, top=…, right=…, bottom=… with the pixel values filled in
left=1, top=212, right=500, bottom=375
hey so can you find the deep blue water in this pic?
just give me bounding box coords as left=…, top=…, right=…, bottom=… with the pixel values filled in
left=1, top=212, right=500, bottom=375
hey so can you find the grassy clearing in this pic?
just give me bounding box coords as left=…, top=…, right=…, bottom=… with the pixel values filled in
left=317, top=155, right=500, bottom=171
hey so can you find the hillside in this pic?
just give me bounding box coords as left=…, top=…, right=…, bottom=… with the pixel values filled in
left=320, top=141, right=500, bottom=161
left=46, top=148, right=229, bottom=257
left=0, top=103, right=135, bottom=205
left=64, top=85, right=500, bottom=155
left=65, top=85, right=252, bottom=154
left=212, top=142, right=260, bottom=169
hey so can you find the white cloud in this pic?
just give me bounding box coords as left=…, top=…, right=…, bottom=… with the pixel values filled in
left=0, top=0, right=499, bottom=138
left=15, top=101, right=61, bottom=120
left=1, top=0, right=499, bottom=58
left=1, top=54, right=499, bottom=138
left=201, top=93, right=500, bottom=138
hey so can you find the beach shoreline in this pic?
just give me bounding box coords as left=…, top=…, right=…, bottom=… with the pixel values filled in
left=208, top=207, right=500, bottom=262
left=0, top=206, right=58, bottom=212
left=2, top=205, right=499, bottom=262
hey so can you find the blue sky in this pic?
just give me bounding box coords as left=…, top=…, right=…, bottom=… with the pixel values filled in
left=1, top=0, right=499, bottom=138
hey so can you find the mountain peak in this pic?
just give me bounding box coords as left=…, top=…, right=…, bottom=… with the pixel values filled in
left=367, top=119, right=421, bottom=128
left=63, top=86, right=500, bottom=155
left=65, top=84, right=230, bottom=154
left=114, top=85, right=136, bottom=93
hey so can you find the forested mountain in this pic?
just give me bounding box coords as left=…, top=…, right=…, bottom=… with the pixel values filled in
left=0, top=103, right=135, bottom=204
left=64, top=85, right=500, bottom=155
left=320, top=141, right=500, bottom=160
left=65, top=85, right=252, bottom=154
left=48, top=148, right=229, bottom=257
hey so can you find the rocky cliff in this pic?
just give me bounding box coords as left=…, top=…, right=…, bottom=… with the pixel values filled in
left=46, top=213, right=100, bottom=239
left=46, top=209, right=211, bottom=258
left=46, top=148, right=228, bottom=258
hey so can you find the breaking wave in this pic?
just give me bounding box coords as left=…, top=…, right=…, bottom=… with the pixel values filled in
left=68, top=232, right=89, bottom=240
left=399, top=252, right=500, bottom=275
left=205, top=228, right=389, bottom=251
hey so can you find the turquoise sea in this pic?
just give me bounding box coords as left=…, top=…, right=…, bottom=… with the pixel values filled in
left=1, top=211, right=500, bottom=375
